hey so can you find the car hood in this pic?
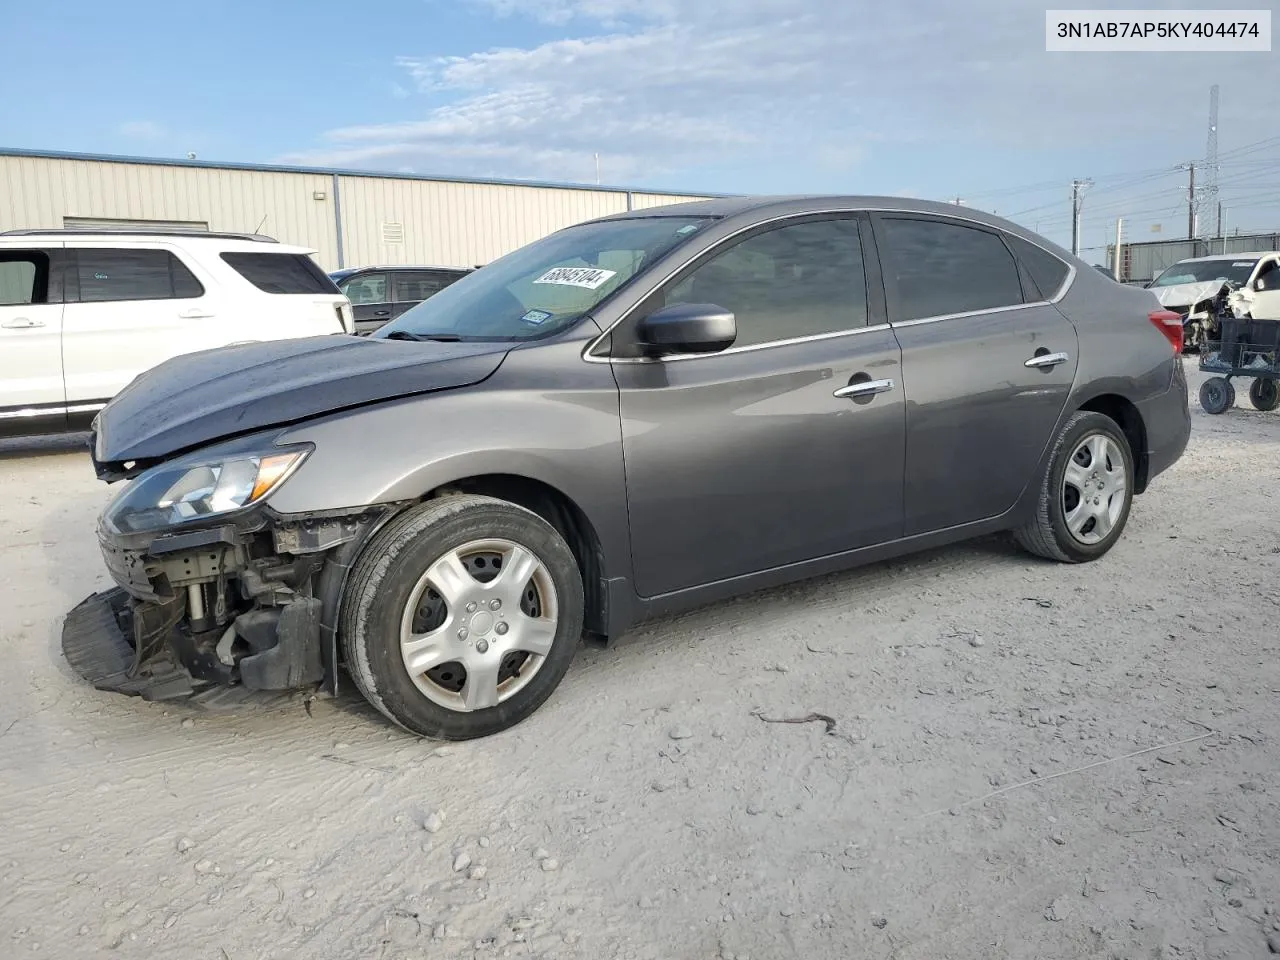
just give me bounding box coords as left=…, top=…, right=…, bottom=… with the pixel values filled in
left=1152, top=280, right=1224, bottom=308
left=92, top=335, right=510, bottom=474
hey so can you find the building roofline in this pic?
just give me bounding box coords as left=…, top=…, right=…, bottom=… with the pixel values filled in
left=0, top=146, right=729, bottom=200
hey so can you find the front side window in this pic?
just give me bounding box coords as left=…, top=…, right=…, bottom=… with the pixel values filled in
left=341, top=273, right=389, bottom=305
left=75, top=249, right=204, bottom=303
left=0, top=251, right=49, bottom=306
left=660, top=218, right=869, bottom=349
left=377, top=216, right=711, bottom=342
left=221, top=252, right=339, bottom=295
left=879, top=217, right=1024, bottom=322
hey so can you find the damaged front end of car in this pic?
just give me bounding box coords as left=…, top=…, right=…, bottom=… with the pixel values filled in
left=63, top=433, right=398, bottom=705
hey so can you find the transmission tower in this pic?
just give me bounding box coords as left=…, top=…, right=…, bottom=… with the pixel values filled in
left=1202, top=84, right=1219, bottom=239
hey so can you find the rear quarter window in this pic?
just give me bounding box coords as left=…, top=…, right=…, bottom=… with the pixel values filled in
left=221, top=252, right=339, bottom=294
left=1005, top=234, right=1071, bottom=300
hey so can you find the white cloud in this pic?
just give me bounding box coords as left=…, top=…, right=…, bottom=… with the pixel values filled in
left=280, top=0, right=1280, bottom=190
left=117, top=120, right=166, bottom=141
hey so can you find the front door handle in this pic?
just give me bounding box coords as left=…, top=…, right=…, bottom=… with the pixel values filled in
left=1, top=317, right=44, bottom=329
left=373, top=309, right=391, bottom=317
left=1024, top=351, right=1069, bottom=369
left=834, top=378, right=895, bottom=399
left=179, top=308, right=214, bottom=319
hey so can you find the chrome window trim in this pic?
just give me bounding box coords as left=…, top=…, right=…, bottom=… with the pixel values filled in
left=580, top=205, right=1076, bottom=365
left=586, top=321, right=893, bottom=365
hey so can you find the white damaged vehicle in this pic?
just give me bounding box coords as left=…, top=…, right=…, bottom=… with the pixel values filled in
left=1148, top=252, right=1280, bottom=350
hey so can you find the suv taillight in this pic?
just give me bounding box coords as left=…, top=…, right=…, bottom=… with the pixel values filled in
left=1149, top=310, right=1184, bottom=354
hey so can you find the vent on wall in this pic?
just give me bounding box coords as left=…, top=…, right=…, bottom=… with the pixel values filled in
left=381, top=221, right=404, bottom=244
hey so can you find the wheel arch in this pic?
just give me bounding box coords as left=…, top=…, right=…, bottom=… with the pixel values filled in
left=420, top=473, right=610, bottom=640
left=1075, top=393, right=1149, bottom=493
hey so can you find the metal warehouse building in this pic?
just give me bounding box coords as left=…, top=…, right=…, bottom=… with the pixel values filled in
left=0, top=148, right=720, bottom=272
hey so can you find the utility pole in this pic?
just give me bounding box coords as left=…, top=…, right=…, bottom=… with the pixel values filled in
left=1202, top=84, right=1219, bottom=241
left=1114, top=218, right=1124, bottom=281
left=1216, top=199, right=1223, bottom=239
left=1185, top=162, right=1196, bottom=239
left=1070, top=179, right=1092, bottom=256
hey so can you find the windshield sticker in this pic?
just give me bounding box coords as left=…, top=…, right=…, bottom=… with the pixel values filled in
left=676, top=224, right=700, bottom=235
left=533, top=266, right=618, bottom=290
left=521, top=309, right=552, bottom=325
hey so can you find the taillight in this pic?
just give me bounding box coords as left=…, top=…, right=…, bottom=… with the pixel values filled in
left=1149, top=310, right=1184, bottom=354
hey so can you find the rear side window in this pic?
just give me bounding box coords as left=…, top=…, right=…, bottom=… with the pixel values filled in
left=221, top=252, right=338, bottom=294
left=393, top=271, right=462, bottom=303
left=75, top=249, right=204, bottom=302
left=0, top=251, right=50, bottom=305
left=1005, top=234, right=1071, bottom=300
left=878, top=217, right=1024, bottom=322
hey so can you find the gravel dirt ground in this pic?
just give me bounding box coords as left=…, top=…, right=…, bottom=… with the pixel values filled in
left=2, top=361, right=1278, bottom=960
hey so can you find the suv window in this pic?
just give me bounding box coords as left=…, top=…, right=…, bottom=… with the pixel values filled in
left=879, top=217, right=1024, bottom=322
left=1005, top=234, right=1070, bottom=300
left=0, top=251, right=50, bottom=306
left=341, top=273, right=389, bottom=305
left=393, top=271, right=461, bottom=303
left=663, top=218, right=868, bottom=348
left=221, top=252, right=338, bottom=295
left=75, top=249, right=204, bottom=303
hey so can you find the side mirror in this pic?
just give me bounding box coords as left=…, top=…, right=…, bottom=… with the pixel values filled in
left=1254, top=276, right=1269, bottom=292
left=635, top=302, right=736, bottom=355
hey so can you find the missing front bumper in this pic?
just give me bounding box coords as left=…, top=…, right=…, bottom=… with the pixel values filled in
left=61, top=587, right=325, bottom=708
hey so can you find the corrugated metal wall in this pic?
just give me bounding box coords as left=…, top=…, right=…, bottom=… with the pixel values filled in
left=0, top=153, right=720, bottom=272
left=0, top=154, right=339, bottom=259
left=336, top=175, right=632, bottom=269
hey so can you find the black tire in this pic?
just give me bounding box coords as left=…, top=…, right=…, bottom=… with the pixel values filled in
left=1248, top=377, right=1279, bottom=412
left=1014, top=410, right=1135, bottom=563
left=1199, top=377, right=1233, bottom=415
left=340, top=494, right=585, bottom=740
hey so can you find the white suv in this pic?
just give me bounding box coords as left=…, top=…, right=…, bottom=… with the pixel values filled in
left=0, top=229, right=353, bottom=436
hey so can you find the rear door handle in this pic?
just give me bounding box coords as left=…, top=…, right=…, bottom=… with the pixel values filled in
left=1, top=317, right=44, bottom=329
left=179, top=308, right=214, bottom=319
left=373, top=309, right=391, bottom=317
left=1024, top=351, right=1069, bottom=369
left=834, top=378, right=895, bottom=399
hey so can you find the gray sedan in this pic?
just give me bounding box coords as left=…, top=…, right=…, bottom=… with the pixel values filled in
left=67, top=196, right=1191, bottom=740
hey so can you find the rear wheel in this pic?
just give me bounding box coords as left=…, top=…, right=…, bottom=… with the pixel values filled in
left=1014, top=411, right=1134, bottom=563
left=1248, top=377, right=1279, bottom=412
left=1199, top=377, right=1234, bottom=415
left=341, top=494, right=584, bottom=740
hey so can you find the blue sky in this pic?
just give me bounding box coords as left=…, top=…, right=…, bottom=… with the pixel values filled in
left=4, top=0, right=1280, bottom=260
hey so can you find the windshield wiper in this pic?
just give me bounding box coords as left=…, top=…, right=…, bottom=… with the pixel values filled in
left=382, top=331, right=464, bottom=342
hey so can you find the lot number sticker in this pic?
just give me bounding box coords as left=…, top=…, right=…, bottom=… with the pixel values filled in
left=533, top=266, right=617, bottom=289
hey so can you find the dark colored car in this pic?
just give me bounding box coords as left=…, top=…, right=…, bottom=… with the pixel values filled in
left=329, top=264, right=472, bottom=333
left=65, top=195, right=1191, bottom=740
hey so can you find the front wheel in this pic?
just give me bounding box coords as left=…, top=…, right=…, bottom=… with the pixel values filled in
left=1248, top=377, right=1279, bottom=412
left=1014, top=411, right=1135, bottom=563
left=1199, top=377, right=1234, bottom=415
left=341, top=494, right=585, bottom=740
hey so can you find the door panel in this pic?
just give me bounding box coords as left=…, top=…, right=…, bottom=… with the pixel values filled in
left=0, top=248, right=65, bottom=411
left=893, top=306, right=1078, bottom=534
left=872, top=214, right=1079, bottom=535
left=61, top=245, right=225, bottom=403
left=616, top=329, right=905, bottom=597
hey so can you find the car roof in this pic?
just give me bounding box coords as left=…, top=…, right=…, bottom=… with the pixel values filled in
left=1171, top=252, right=1276, bottom=263
left=330, top=264, right=472, bottom=274
left=0, top=229, right=317, bottom=256
left=587, top=194, right=1066, bottom=247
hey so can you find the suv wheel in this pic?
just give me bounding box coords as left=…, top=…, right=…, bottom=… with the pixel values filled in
left=341, top=494, right=584, bottom=739
left=1014, top=411, right=1134, bottom=563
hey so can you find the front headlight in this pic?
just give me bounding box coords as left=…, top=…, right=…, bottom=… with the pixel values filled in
left=102, top=447, right=310, bottom=535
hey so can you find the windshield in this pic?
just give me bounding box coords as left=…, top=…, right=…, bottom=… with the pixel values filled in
left=374, top=216, right=712, bottom=341
left=1150, top=259, right=1258, bottom=287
